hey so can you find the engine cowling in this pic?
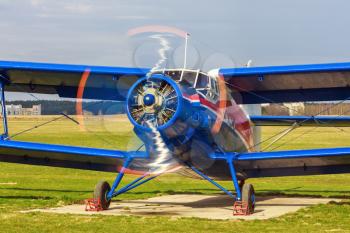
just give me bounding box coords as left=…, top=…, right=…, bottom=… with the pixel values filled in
left=126, top=74, right=183, bottom=131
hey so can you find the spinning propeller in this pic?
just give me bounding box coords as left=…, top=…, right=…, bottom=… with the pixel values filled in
left=126, top=75, right=184, bottom=174
left=75, top=34, right=188, bottom=175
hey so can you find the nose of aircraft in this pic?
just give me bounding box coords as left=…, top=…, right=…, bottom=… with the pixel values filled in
left=127, top=74, right=182, bottom=131
left=143, top=94, right=155, bottom=106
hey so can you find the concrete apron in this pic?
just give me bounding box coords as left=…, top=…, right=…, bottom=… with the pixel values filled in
left=22, top=194, right=340, bottom=220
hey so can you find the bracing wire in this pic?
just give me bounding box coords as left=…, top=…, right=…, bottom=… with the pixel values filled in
left=267, top=107, right=350, bottom=152
left=224, top=81, right=350, bottom=152
left=5, top=83, right=124, bottom=148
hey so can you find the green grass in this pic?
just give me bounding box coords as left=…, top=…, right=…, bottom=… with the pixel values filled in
left=1, top=116, right=350, bottom=232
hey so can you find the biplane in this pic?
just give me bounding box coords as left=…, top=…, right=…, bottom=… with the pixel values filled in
left=1, top=59, right=350, bottom=214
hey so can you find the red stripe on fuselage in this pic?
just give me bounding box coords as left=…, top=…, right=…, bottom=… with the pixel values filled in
left=198, top=96, right=254, bottom=151
left=183, top=93, right=200, bottom=102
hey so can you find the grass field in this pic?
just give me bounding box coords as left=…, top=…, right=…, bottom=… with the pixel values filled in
left=1, top=116, right=350, bottom=232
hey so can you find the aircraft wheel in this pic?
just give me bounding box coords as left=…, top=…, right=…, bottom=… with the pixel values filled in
left=238, top=179, right=245, bottom=191
left=94, top=180, right=111, bottom=210
left=242, top=183, right=255, bottom=214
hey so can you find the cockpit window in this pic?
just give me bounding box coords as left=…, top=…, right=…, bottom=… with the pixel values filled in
left=206, top=76, right=219, bottom=101
left=195, top=73, right=209, bottom=96
left=180, top=71, right=197, bottom=86
left=151, top=70, right=218, bottom=100
left=195, top=73, right=209, bottom=89
left=164, top=71, right=182, bottom=81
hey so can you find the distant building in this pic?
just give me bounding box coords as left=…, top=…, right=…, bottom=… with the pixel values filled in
left=6, top=105, right=22, bottom=115
left=262, top=103, right=305, bottom=116
left=283, top=103, right=305, bottom=116
left=6, top=104, right=41, bottom=116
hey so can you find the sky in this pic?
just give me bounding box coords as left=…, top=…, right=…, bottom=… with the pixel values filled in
left=1, top=0, right=350, bottom=99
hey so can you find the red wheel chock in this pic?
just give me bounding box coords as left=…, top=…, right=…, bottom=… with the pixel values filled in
left=84, top=198, right=103, bottom=212
left=233, top=201, right=251, bottom=216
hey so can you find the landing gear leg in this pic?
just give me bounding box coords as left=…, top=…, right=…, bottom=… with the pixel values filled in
left=89, top=157, right=161, bottom=211
left=186, top=159, right=255, bottom=215
left=227, top=158, right=255, bottom=215
left=90, top=157, right=133, bottom=211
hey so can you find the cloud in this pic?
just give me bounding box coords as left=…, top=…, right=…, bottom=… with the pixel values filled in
left=63, top=3, right=92, bottom=14
left=29, top=1, right=93, bottom=16
left=30, top=0, right=43, bottom=6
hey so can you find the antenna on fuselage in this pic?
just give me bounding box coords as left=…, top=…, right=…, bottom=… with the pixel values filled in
left=183, top=33, right=190, bottom=69
left=180, top=33, right=190, bottom=81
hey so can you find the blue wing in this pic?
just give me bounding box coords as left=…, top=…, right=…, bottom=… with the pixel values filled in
left=210, top=147, right=350, bottom=178
left=0, top=60, right=151, bottom=171
left=250, top=115, right=350, bottom=127
left=220, top=62, right=350, bottom=104
left=3, top=60, right=350, bottom=176
left=0, top=140, right=147, bottom=172
left=236, top=147, right=350, bottom=161
left=1, top=60, right=150, bottom=100
left=212, top=147, right=350, bottom=161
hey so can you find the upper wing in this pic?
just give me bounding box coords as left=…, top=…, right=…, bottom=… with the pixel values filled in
left=220, top=62, right=350, bottom=104
left=0, top=60, right=150, bottom=100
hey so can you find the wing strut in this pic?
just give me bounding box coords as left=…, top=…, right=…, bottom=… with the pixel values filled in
left=0, top=79, right=8, bottom=139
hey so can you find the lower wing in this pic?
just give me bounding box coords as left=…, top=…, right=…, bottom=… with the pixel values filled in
left=212, top=147, right=350, bottom=178
left=0, top=140, right=147, bottom=172
left=250, top=115, right=350, bottom=127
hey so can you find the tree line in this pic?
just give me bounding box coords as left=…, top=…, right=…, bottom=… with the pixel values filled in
left=6, top=100, right=126, bottom=115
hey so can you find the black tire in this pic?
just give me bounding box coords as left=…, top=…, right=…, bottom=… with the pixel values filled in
left=242, top=183, right=255, bottom=214
left=94, top=181, right=111, bottom=210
